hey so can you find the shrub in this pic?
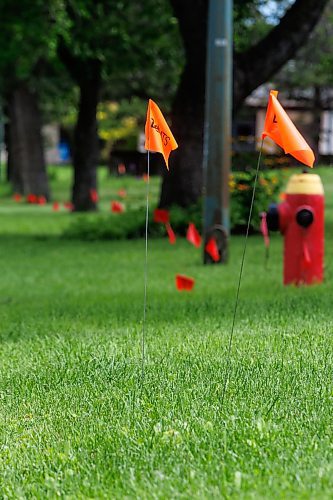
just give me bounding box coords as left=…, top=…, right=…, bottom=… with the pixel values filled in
left=63, top=205, right=201, bottom=241
left=63, top=170, right=284, bottom=240
left=230, top=169, right=283, bottom=232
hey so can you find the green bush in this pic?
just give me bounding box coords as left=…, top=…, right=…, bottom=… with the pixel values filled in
left=230, top=169, right=284, bottom=232
left=63, top=204, right=203, bottom=241
left=63, top=170, right=284, bottom=240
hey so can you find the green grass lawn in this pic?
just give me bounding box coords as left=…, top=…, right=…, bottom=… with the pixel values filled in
left=0, top=166, right=333, bottom=497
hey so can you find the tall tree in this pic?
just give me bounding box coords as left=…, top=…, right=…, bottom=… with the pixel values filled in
left=275, top=2, right=333, bottom=158
left=6, top=82, right=48, bottom=196
left=0, top=0, right=66, bottom=198
left=159, top=0, right=330, bottom=208
left=58, top=0, right=182, bottom=211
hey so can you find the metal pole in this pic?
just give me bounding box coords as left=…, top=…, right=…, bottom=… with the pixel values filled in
left=0, top=107, right=2, bottom=181
left=203, top=0, right=233, bottom=263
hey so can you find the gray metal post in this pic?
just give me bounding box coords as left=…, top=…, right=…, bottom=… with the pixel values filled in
left=203, top=0, right=233, bottom=263
left=0, top=109, right=3, bottom=182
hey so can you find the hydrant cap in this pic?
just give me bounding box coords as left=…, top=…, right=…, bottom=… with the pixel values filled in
left=286, top=174, right=324, bottom=195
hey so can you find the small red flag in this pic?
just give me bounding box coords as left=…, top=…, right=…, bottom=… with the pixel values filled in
left=52, top=201, right=60, bottom=211
left=165, top=222, right=176, bottom=244
left=205, top=238, right=220, bottom=262
left=64, top=201, right=74, bottom=211
left=27, top=194, right=37, bottom=204
left=37, top=196, right=47, bottom=205
left=176, top=274, right=195, bottom=291
left=13, top=193, right=22, bottom=202
left=90, top=189, right=98, bottom=203
left=154, top=208, right=170, bottom=224
left=302, top=241, right=311, bottom=267
left=111, top=201, right=125, bottom=213
left=117, top=189, right=127, bottom=198
left=260, top=212, right=270, bottom=249
left=117, top=163, right=126, bottom=175
left=142, top=173, right=149, bottom=182
left=186, top=223, right=201, bottom=248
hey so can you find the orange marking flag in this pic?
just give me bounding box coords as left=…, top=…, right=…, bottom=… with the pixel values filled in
left=165, top=222, right=176, bottom=244
left=186, top=223, right=201, bottom=248
left=262, top=90, right=314, bottom=168
left=145, top=99, right=178, bottom=169
left=205, top=238, right=220, bottom=262
left=153, top=208, right=170, bottom=224
left=176, top=274, right=195, bottom=291
left=111, top=201, right=125, bottom=213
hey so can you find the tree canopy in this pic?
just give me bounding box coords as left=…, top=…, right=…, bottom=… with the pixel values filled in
left=0, top=0, right=330, bottom=209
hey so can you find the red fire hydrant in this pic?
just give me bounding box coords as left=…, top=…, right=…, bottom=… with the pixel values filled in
left=266, top=173, right=324, bottom=285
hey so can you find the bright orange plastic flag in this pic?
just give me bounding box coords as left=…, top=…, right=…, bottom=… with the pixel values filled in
left=205, top=238, right=220, bottom=262
left=153, top=208, right=170, bottom=224
left=186, top=223, right=202, bottom=248
left=111, top=201, right=125, bottom=213
left=165, top=222, right=176, bottom=244
left=262, top=90, right=314, bottom=167
left=175, top=274, right=195, bottom=291
left=145, top=99, right=178, bottom=169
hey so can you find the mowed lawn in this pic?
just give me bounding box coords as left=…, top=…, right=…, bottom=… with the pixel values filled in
left=0, top=166, right=333, bottom=497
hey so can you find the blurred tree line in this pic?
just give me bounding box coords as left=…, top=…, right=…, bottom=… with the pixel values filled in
left=0, top=0, right=330, bottom=210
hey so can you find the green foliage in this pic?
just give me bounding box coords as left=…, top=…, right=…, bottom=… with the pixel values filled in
left=0, top=0, right=68, bottom=87
left=275, top=2, right=333, bottom=91
left=234, top=0, right=293, bottom=52
left=60, top=0, right=183, bottom=103
left=63, top=210, right=159, bottom=241
left=230, top=170, right=285, bottom=230
left=0, top=0, right=183, bottom=128
left=234, top=0, right=270, bottom=52
left=97, top=98, right=146, bottom=160
left=62, top=205, right=200, bottom=241
left=62, top=170, right=284, bottom=241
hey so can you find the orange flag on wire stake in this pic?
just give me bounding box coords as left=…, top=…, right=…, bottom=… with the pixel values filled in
left=262, top=90, right=314, bottom=168
left=165, top=222, right=176, bottom=244
left=205, top=238, right=220, bottom=262
left=176, top=274, right=195, bottom=291
left=145, top=99, right=178, bottom=169
left=186, top=223, right=202, bottom=248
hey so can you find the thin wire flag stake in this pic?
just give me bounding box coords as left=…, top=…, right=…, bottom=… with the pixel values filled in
left=141, top=99, right=178, bottom=380
left=220, top=89, right=316, bottom=408
left=141, top=150, right=150, bottom=380
left=221, top=139, right=264, bottom=408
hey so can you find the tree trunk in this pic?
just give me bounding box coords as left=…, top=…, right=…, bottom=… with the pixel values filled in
left=159, top=0, right=329, bottom=208
left=4, top=117, right=12, bottom=183
left=6, top=82, right=49, bottom=197
left=72, top=61, right=101, bottom=211
left=159, top=62, right=206, bottom=207
left=159, top=0, right=207, bottom=207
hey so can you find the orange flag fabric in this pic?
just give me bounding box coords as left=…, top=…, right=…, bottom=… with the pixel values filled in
left=111, top=201, right=125, bottom=213
left=186, top=223, right=202, bottom=248
left=153, top=208, right=170, bottom=224
left=175, top=274, right=195, bottom=291
left=165, top=222, right=176, bottom=244
left=205, top=238, right=220, bottom=262
left=262, top=90, right=314, bottom=168
left=145, top=99, right=178, bottom=169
